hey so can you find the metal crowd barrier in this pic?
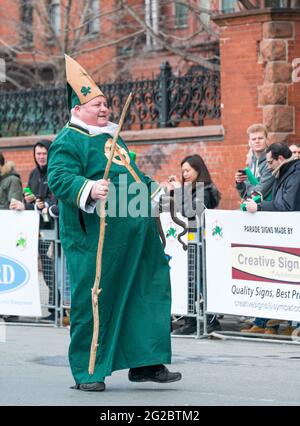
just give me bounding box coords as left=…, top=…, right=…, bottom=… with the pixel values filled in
left=37, top=221, right=70, bottom=327
left=36, top=215, right=300, bottom=342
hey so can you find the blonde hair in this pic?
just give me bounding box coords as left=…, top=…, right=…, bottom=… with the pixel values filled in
left=247, top=124, right=268, bottom=138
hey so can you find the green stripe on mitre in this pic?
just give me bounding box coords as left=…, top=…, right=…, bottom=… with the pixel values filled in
left=67, top=83, right=81, bottom=110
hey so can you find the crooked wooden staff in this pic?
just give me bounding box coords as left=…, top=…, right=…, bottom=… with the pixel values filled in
left=89, top=92, right=133, bottom=375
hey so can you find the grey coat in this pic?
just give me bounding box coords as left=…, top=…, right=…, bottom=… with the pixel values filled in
left=236, top=152, right=275, bottom=199
left=0, top=161, right=23, bottom=209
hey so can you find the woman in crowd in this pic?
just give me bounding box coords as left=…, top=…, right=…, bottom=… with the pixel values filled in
left=164, top=154, right=221, bottom=335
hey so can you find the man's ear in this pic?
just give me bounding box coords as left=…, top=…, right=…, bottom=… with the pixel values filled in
left=73, top=105, right=81, bottom=115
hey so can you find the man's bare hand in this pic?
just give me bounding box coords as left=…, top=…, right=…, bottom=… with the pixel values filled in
left=36, top=198, right=45, bottom=210
left=244, top=199, right=258, bottom=213
left=9, top=198, right=25, bottom=211
left=91, top=179, right=110, bottom=201
left=24, top=193, right=36, bottom=203
left=235, top=172, right=247, bottom=183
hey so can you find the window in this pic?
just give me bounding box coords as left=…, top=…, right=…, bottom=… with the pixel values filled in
left=175, top=2, right=188, bottom=28
left=86, top=0, right=100, bottom=36
left=200, top=0, right=210, bottom=27
left=48, top=0, right=60, bottom=35
left=21, top=0, right=33, bottom=44
left=221, top=0, right=236, bottom=13
left=0, top=58, right=6, bottom=83
left=265, top=0, right=287, bottom=6
left=145, top=0, right=159, bottom=49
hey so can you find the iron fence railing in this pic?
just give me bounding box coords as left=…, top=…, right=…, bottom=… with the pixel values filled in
left=0, top=62, right=220, bottom=137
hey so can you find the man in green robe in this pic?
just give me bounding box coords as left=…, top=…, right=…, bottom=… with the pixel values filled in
left=47, top=55, right=181, bottom=392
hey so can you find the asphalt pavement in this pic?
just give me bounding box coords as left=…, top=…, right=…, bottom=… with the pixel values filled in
left=1, top=322, right=300, bottom=406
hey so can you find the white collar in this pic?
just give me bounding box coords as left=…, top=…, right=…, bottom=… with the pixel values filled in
left=70, top=115, right=118, bottom=136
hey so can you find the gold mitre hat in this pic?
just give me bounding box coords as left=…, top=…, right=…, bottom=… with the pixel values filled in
left=65, top=54, right=104, bottom=110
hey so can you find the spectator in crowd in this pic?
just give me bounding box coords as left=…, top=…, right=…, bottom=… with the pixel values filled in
left=243, top=142, right=300, bottom=336
left=163, top=154, right=222, bottom=335
left=235, top=124, right=274, bottom=201
left=24, top=140, right=57, bottom=322
left=289, top=143, right=300, bottom=159
left=0, top=152, right=24, bottom=211
left=47, top=55, right=181, bottom=392
left=235, top=124, right=275, bottom=333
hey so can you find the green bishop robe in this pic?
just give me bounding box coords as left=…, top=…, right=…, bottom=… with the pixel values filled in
left=48, top=123, right=171, bottom=384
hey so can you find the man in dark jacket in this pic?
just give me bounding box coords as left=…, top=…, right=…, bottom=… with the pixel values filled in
left=244, top=142, right=300, bottom=336
left=245, top=142, right=300, bottom=213
left=25, top=140, right=56, bottom=225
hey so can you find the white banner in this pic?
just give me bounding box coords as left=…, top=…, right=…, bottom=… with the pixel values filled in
left=0, top=211, right=42, bottom=317
left=160, top=212, right=188, bottom=315
left=205, top=210, right=300, bottom=321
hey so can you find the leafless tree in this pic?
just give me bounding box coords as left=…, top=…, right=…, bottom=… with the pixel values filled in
left=0, top=0, right=223, bottom=89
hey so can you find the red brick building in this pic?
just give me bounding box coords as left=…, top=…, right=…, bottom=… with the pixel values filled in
left=1, top=2, right=300, bottom=209
left=0, top=1, right=231, bottom=85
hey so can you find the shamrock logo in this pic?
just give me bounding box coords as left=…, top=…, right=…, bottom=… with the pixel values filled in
left=81, top=86, right=91, bottom=96
left=16, top=233, right=27, bottom=250
left=166, top=227, right=177, bottom=239
left=212, top=221, right=223, bottom=240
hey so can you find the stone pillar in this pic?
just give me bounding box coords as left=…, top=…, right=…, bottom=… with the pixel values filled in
left=259, top=20, right=294, bottom=143
left=213, top=9, right=300, bottom=208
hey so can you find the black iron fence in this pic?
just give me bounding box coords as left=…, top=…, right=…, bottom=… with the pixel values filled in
left=0, top=62, right=220, bottom=137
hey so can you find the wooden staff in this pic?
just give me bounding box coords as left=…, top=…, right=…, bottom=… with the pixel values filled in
left=89, top=93, right=133, bottom=375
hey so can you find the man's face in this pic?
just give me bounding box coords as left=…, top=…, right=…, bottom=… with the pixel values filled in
left=289, top=144, right=300, bottom=159
left=35, top=146, right=48, bottom=168
left=266, top=152, right=282, bottom=171
left=75, top=96, right=109, bottom=127
left=248, top=132, right=268, bottom=155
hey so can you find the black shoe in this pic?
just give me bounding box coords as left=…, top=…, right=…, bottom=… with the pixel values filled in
left=3, top=316, right=19, bottom=322
left=128, top=364, right=182, bottom=383
left=172, top=323, right=196, bottom=335
left=72, top=382, right=105, bottom=392
left=42, top=311, right=56, bottom=322
left=207, top=320, right=222, bottom=334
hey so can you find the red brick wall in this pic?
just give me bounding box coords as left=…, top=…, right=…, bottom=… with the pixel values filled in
left=1, top=149, right=34, bottom=187
left=289, top=21, right=300, bottom=144
left=0, top=1, right=20, bottom=44
left=214, top=16, right=265, bottom=209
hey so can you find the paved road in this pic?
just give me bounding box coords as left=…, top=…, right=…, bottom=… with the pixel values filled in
left=1, top=323, right=300, bottom=406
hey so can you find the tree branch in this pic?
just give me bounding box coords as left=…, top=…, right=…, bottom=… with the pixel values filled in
left=122, top=1, right=219, bottom=71
left=75, top=29, right=144, bottom=56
